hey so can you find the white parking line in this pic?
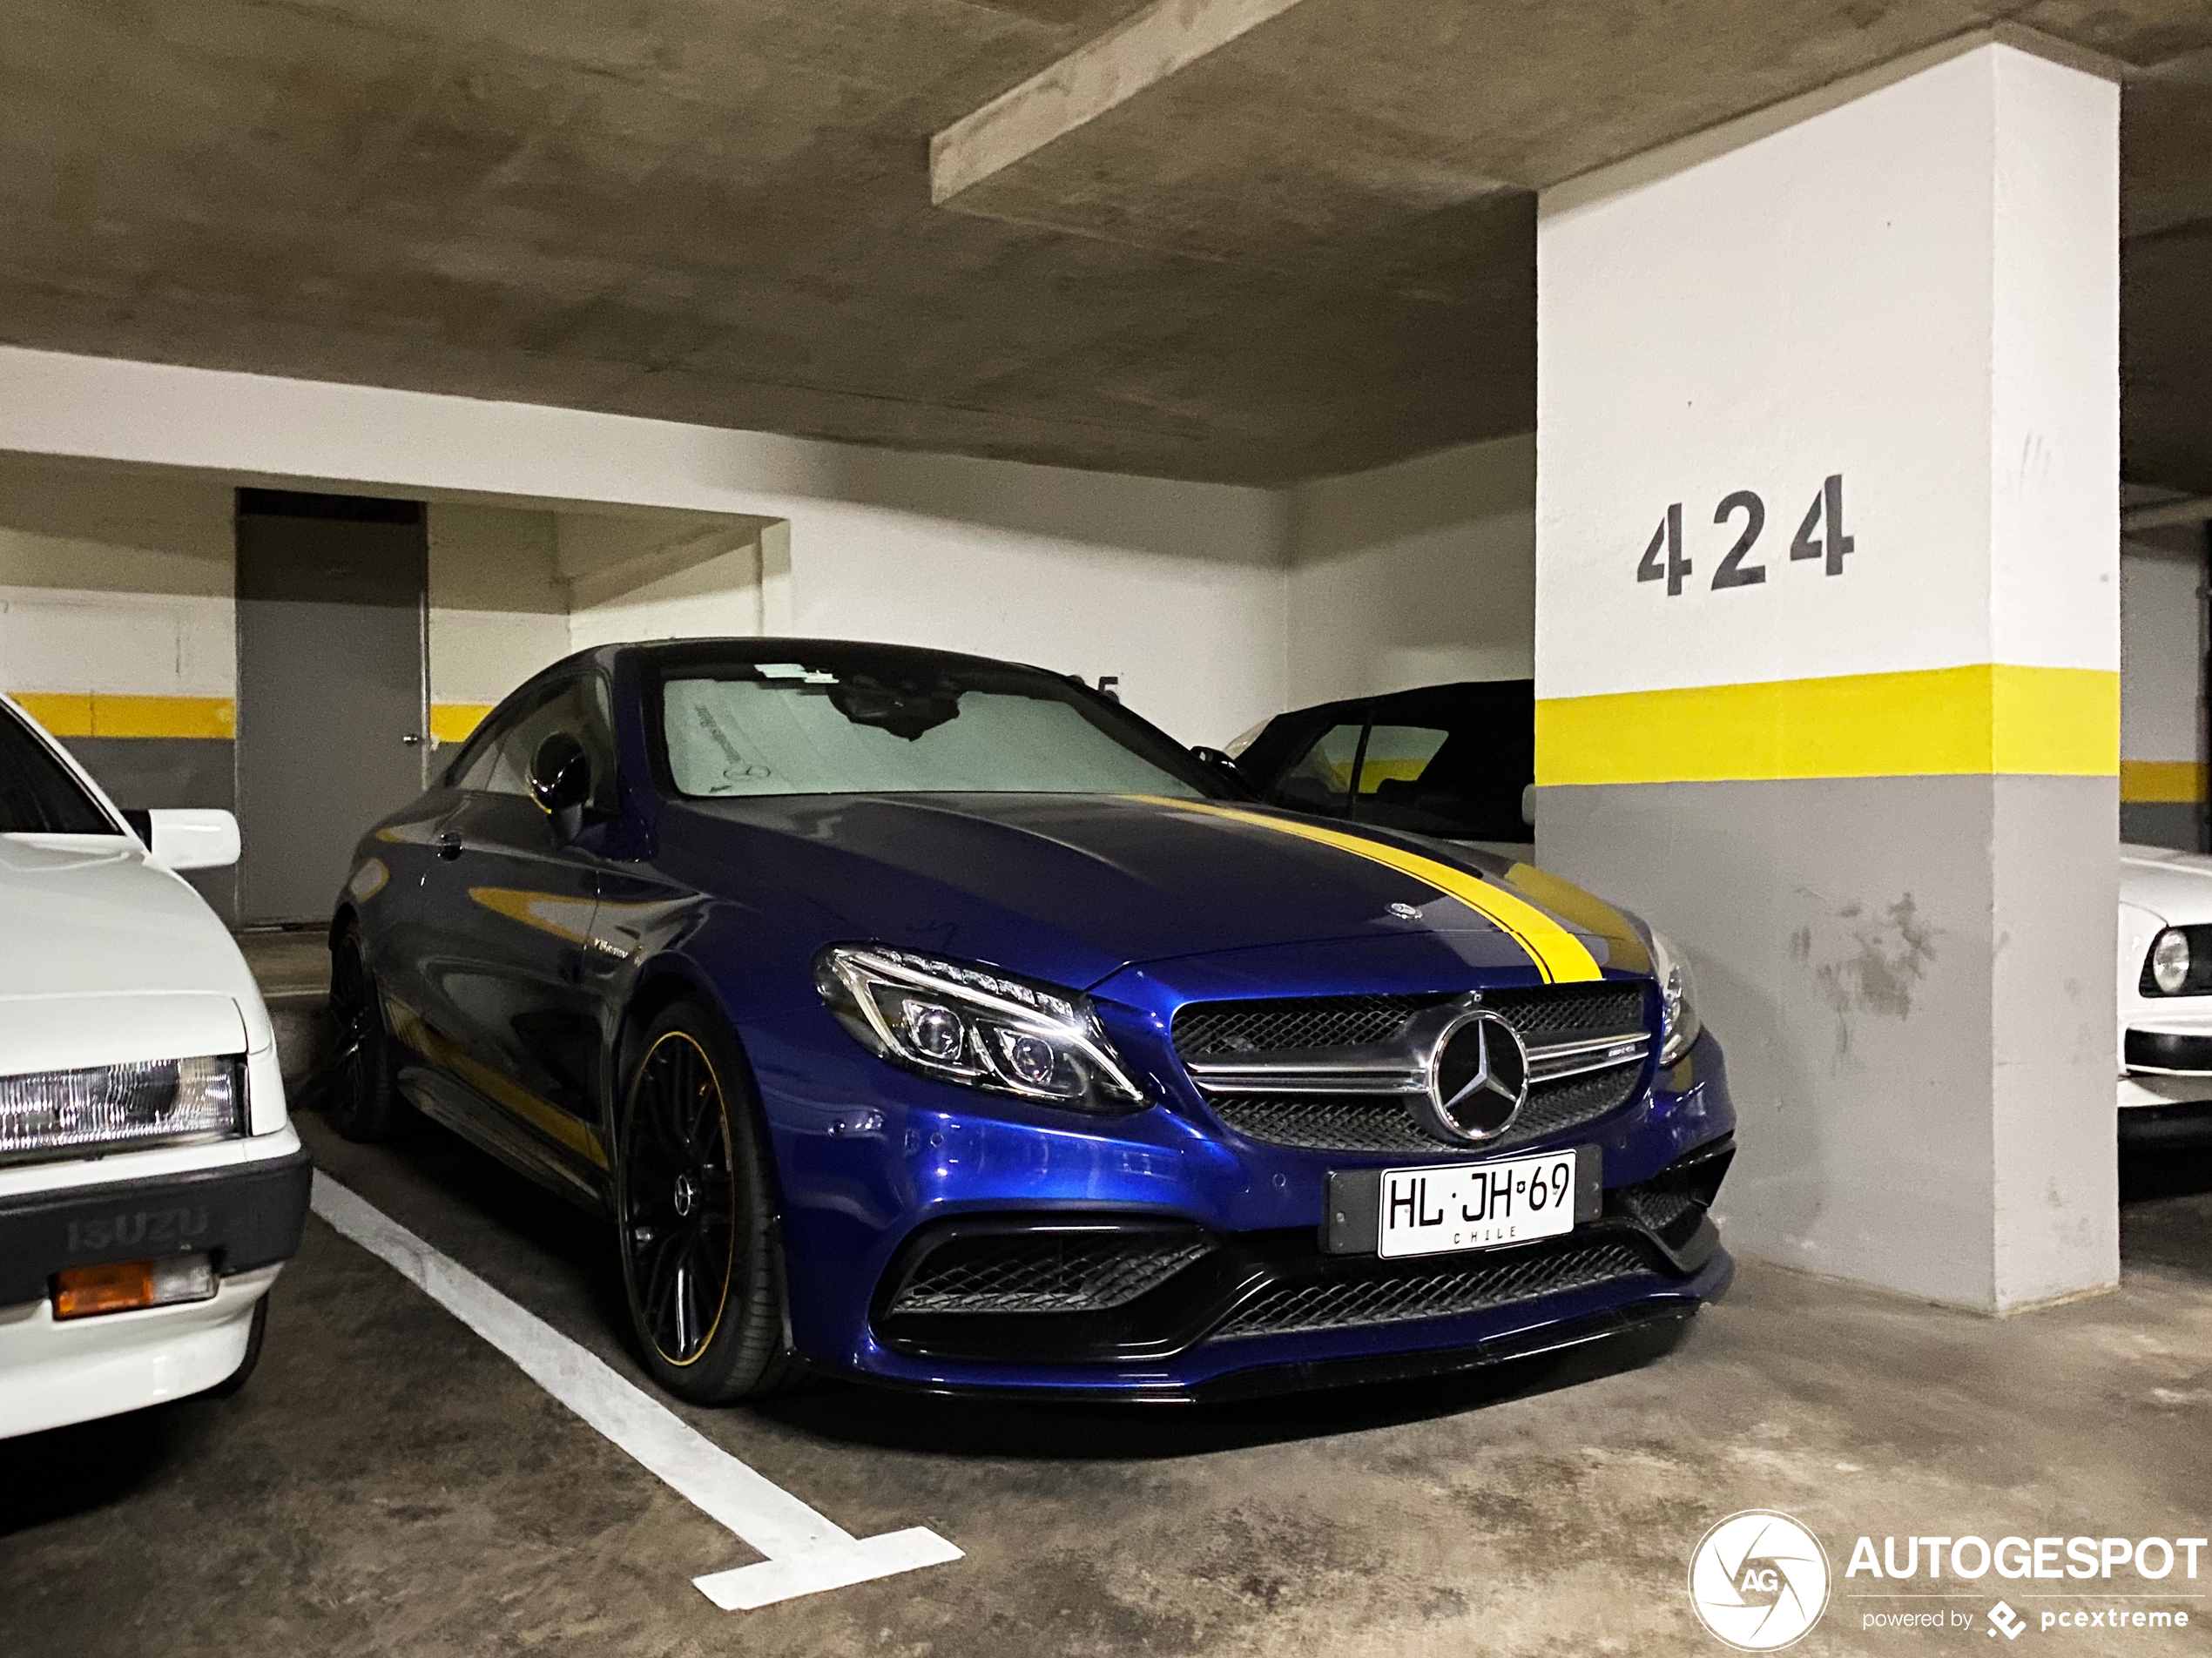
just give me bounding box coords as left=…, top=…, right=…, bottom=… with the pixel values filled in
left=309, top=1171, right=963, bottom=1610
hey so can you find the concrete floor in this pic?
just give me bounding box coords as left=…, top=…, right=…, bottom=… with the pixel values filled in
left=3, top=958, right=2209, bottom=1655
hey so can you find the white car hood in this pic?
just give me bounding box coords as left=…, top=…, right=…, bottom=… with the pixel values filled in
left=2120, top=843, right=2212, bottom=927
left=0, top=834, right=271, bottom=1074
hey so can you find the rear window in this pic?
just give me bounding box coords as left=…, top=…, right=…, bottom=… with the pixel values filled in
left=0, top=707, right=115, bottom=834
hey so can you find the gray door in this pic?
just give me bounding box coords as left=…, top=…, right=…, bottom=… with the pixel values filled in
left=235, top=489, right=428, bottom=926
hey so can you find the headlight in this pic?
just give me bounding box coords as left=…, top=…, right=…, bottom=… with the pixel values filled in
left=2149, top=927, right=2193, bottom=995
left=0, top=1055, right=244, bottom=1164
left=1649, top=931, right=1703, bottom=1065
left=815, top=946, right=1145, bottom=1114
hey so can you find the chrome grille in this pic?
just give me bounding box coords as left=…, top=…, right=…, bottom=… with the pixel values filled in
left=888, top=1231, right=1210, bottom=1315
left=1208, top=1095, right=1440, bottom=1154
left=1177, top=982, right=1652, bottom=1156
left=1484, top=983, right=1645, bottom=1039
left=1172, top=994, right=1439, bottom=1058
left=1210, top=1060, right=1646, bottom=1155
left=1213, top=1243, right=1650, bottom=1339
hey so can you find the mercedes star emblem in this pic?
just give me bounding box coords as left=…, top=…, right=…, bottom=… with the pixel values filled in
left=1413, top=1008, right=1530, bottom=1143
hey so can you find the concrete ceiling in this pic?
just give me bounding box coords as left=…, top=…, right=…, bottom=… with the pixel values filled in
left=1, top=1, right=2209, bottom=486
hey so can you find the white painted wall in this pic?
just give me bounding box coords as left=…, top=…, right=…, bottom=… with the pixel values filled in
left=2120, top=540, right=2201, bottom=768
left=1286, top=435, right=1534, bottom=709
left=566, top=543, right=763, bottom=653
left=1537, top=43, right=2119, bottom=699
left=0, top=348, right=1288, bottom=748
left=0, top=454, right=234, bottom=707
left=427, top=502, right=567, bottom=718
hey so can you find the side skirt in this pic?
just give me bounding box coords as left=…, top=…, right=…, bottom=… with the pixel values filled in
left=397, top=1062, right=608, bottom=1214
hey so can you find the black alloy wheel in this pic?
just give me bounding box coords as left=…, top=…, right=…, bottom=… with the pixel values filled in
left=614, top=1002, right=799, bottom=1404
left=327, top=929, right=400, bottom=1142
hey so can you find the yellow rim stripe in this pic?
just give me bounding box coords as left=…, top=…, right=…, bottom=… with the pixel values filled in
left=2121, top=760, right=2204, bottom=805
left=1128, top=795, right=1602, bottom=984
left=10, top=691, right=236, bottom=740
left=1535, top=664, right=2119, bottom=786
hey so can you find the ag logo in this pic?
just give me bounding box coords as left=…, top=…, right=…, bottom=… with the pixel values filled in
left=1688, top=1511, right=1831, bottom=1651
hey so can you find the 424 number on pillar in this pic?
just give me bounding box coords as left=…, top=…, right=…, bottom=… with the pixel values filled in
left=1637, top=474, right=1852, bottom=596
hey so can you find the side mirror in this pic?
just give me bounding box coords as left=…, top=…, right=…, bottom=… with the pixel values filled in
left=1190, top=745, right=1239, bottom=772
left=140, top=808, right=241, bottom=872
left=1521, top=783, right=1537, bottom=830
left=529, top=731, right=593, bottom=839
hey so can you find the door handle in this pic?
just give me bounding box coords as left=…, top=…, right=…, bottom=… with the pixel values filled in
left=435, top=831, right=463, bottom=860
left=401, top=732, right=424, bottom=746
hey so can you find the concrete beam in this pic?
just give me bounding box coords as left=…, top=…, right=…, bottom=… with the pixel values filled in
left=930, top=0, right=1309, bottom=205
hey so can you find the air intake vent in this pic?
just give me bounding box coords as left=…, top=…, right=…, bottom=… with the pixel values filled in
left=1214, top=1242, right=1650, bottom=1339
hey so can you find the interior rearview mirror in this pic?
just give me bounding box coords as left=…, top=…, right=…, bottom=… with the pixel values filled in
left=529, top=731, right=593, bottom=834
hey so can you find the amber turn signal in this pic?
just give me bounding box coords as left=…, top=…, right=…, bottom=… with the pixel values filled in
left=51, top=1253, right=216, bottom=1320
left=52, top=1260, right=155, bottom=1319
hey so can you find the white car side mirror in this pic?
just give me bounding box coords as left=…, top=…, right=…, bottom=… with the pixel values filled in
left=145, top=809, right=241, bottom=872
left=1521, top=784, right=1537, bottom=829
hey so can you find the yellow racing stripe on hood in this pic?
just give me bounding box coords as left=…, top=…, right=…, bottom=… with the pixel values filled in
left=1127, top=796, right=1602, bottom=983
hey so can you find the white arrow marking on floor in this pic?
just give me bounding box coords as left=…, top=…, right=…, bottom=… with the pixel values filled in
left=310, top=1171, right=962, bottom=1609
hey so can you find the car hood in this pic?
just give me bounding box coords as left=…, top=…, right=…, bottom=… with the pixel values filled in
left=663, top=792, right=1651, bottom=992
left=2121, top=843, right=2212, bottom=927
left=0, top=835, right=269, bottom=1066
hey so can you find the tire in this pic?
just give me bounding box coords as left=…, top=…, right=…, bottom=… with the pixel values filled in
left=327, top=927, right=401, bottom=1142
left=206, top=1297, right=267, bottom=1399
left=613, top=1001, right=800, bottom=1405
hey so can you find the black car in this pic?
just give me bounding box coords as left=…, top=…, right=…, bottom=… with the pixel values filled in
left=1231, top=679, right=1535, bottom=846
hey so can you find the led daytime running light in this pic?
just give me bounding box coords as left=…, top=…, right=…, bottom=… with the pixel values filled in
left=819, top=946, right=1144, bottom=1109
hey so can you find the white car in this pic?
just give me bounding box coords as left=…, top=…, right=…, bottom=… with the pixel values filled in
left=2119, top=842, right=2212, bottom=1146
left=0, top=694, right=307, bottom=1439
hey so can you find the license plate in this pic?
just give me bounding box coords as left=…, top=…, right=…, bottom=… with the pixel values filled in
left=1379, top=1150, right=1580, bottom=1258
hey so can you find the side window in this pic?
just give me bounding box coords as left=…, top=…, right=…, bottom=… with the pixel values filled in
left=1353, top=725, right=1451, bottom=799
left=1265, top=722, right=1366, bottom=815
left=452, top=677, right=617, bottom=806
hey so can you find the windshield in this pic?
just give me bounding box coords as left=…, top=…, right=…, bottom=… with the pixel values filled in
left=0, top=706, right=116, bottom=834
left=650, top=648, right=1216, bottom=800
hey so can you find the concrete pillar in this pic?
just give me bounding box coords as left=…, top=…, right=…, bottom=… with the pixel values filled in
left=1533, top=38, right=2120, bottom=1311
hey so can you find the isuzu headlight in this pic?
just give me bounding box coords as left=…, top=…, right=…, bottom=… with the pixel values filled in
left=0, top=1055, right=244, bottom=1163
left=1649, top=932, right=1703, bottom=1065
left=815, top=946, right=1145, bottom=1114
left=2149, top=927, right=2194, bottom=994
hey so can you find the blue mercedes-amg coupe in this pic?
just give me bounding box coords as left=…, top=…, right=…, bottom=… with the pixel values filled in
left=330, top=640, right=1735, bottom=1404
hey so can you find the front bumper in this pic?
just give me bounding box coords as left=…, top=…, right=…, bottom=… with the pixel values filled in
left=2119, top=1098, right=2212, bottom=1149
left=0, top=1146, right=311, bottom=1438
left=766, top=1025, right=1737, bottom=1399
left=0, top=1146, right=312, bottom=1306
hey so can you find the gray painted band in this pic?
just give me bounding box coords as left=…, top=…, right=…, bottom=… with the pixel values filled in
left=1535, top=772, right=2119, bottom=1312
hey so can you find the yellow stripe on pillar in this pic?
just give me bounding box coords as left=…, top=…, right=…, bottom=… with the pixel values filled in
left=8, top=692, right=235, bottom=739
left=430, top=704, right=495, bottom=745
left=1534, top=664, right=2118, bottom=786
left=2121, top=760, right=2206, bottom=804
left=92, top=695, right=235, bottom=738
left=11, top=692, right=94, bottom=738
